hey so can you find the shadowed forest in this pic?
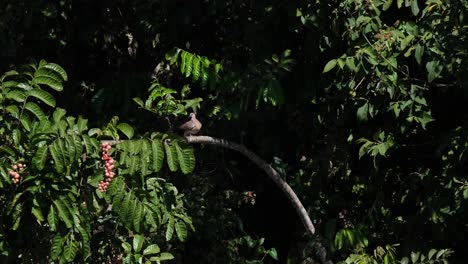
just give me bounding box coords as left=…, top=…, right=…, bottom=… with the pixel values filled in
left=0, top=0, right=467, bottom=263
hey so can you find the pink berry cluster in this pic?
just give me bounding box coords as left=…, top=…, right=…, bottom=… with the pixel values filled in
left=98, top=143, right=116, bottom=192
left=9, top=163, right=26, bottom=184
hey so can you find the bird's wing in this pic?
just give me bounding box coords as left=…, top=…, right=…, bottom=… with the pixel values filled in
left=179, top=121, right=195, bottom=130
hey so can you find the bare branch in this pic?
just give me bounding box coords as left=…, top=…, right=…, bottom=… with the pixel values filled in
left=185, top=135, right=334, bottom=264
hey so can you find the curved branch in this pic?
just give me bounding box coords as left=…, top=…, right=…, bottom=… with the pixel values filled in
left=186, top=135, right=315, bottom=234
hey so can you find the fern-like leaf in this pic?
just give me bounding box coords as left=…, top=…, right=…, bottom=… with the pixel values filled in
left=192, top=56, right=201, bottom=81
left=133, top=203, right=144, bottom=233
left=117, top=123, right=134, bottom=139
left=47, top=205, right=58, bottom=231
left=120, top=191, right=133, bottom=227
left=50, top=234, right=63, bottom=260
left=64, top=241, right=79, bottom=262
left=151, top=139, right=164, bottom=172
left=28, top=88, right=56, bottom=107
left=73, top=135, right=83, bottom=162
left=175, top=141, right=195, bottom=174
left=164, top=140, right=178, bottom=172
left=175, top=220, right=188, bottom=242
left=6, top=105, right=19, bottom=118
left=34, top=76, right=63, bottom=91
left=49, top=140, right=65, bottom=173
left=32, top=145, right=48, bottom=170
left=53, top=198, right=73, bottom=228
left=6, top=90, right=27, bottom=102
left=184, top=53, right=194, bottom=78
left=165, top=216, right=175, bottom=241
left=24, top=102, right=47, bottom=120
left=42, top=62, right=68, bottom=81
left=64, top=135, right=76, bottom=165
left=77, top=225, right=91, bottom=261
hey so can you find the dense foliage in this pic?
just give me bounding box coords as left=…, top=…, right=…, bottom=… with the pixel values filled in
left=0, top=0, right=467, bottom=263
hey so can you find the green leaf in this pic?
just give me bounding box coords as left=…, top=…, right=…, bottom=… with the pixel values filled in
left=133, top=203, right=143, bottom=232
left=53, top=108, right=67, bottom=122
left=463, top=189, right=468, bottom=199
left=6, top=105, right=20, bottom=118
left=117, top=123, right=134, bottom=139
left=323, top=59, right=337, bottom=73
left=165, top=48, right=181, bottom=65
left=122, top=242, right=132, bottom=253
left=24, top=102, right=47, bottom=120
left=397, top=0, right=404, bottom=8
left=345, top=58, right=356, bottom=72
left=411, top=251, right=420, bottom=263
left=357, top=102, right=369, bottom=122
left=20, top=113, right=32, bottom=131
left=120, top=191, right=133, bottom=225
left=382, top=0, right=393, bottom=10
left=143, top=244, right=161, bottom=255
left=82, top=135, right=98, bottom=154
left=77, top=224, right=91, bottom=261
left=180, top=51, right=187, bottom=73
left=0, top=146, right=15, bottom=156
left=165, top=217, right=175, bottom=241
left=150, top=253, right=174, bottom=261
left=414, top=44, right=423, bottom=64
left=164, top=140, right=178, bottom=172
left=11, top=203, right=22, bottom=230
left=77, top=116, right=88, bottom=133
left=28, top=88, right=56, bottom=107
left=42, top=63, right=68, bottom=81
left=428, top=249, right=437, bottom=260
left=53, top=198, right=73, bottom=228
left=411, top=0, right=420, bottom=15
left=133, top=97, right=145, bottom=108
left=192, top=56, right=201, bottom=81
left=184, top=53, right=194, bottom=77
left=359, top=141, right=373, bottom=159
left=268, top=248, right=279, bottom=260
left=47, top=205, right=58, bottom=231
left=6, top=90, right=27, bottom=102
left=175, top=220, right=188, bottom=242
left=133, top=234, right=144, bottom=253
left=64, top=241, right=78, bottom=262
left=50, top=234, right=63, bottom=260
left=34, top=76, right=63, bottom=91
left=31, top=206, right=45, bottom=223
left=426, top=60, right=442, bottom=82
left=175, top=142, right=195, bottom=174
left=50, top=139, right=66, bottom=173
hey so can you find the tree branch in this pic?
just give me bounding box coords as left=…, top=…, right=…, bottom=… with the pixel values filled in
left=185, top=135, right=333, bottom=264
left=185, top=135, right=315, bottom=233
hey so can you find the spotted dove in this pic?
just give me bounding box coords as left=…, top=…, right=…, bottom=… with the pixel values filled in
left=179, top=113, right=202, bottom=137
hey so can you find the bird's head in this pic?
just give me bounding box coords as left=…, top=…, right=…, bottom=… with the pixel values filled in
left=189, top=113, right=196, bottom=118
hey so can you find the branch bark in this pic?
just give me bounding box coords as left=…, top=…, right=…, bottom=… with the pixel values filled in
left=185, top=135, right=315, bottom=234
left=185, top=135, right=333, bottom=264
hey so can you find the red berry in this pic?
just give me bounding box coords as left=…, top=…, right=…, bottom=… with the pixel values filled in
left=12, top=165, right=18, bottom=170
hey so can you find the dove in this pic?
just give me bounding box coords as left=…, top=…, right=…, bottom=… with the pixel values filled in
left=179, top=113, right=202, bottom=137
